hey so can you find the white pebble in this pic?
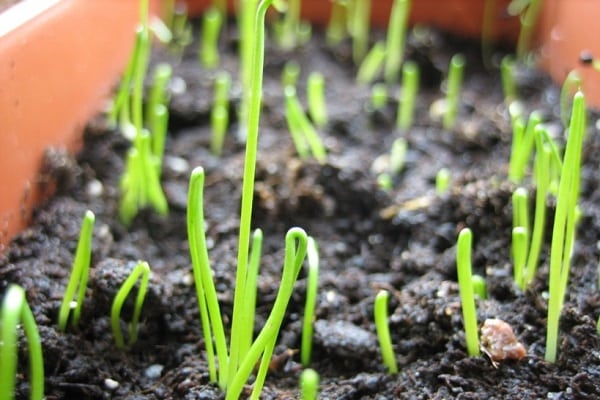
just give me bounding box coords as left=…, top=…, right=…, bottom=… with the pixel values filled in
left=145, top=364, right=164, bottom=379
left=104, top=378, right=119, bottom=390
left=86, top=179, right=104, bottom=198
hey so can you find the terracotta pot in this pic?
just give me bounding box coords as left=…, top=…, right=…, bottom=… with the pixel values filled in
left=1, top=0, right=597, bottom=251
left=0, top=0, right=150, bottom=251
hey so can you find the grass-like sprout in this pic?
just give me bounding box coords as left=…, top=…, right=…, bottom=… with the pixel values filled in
left=397, top=60, right=419, bottom=131
left=211, top=71, right=232, bottom=156
left=545, top=91, right=586, bottom=363
left=351, top=0, right=371, bottom=65
left=508, top=110, right=542, bottom=183
left=110, top=261, right=151, bottom=350
left=0, top=285, right=44, bottom=400
left=436, top=168, right=451, bottom=194
left=300, top=368, right=319, bottom=400
left=200, top=6, right=223, bottom=69
left=326, top=0, right=348, bottom=46
left=307, top=72, right=328, bottom=128
left=168, top=4, right=193, bottom=59
left=500, top=55, right=517, bottom=104
left=390, top=138, right=407, bottom=176
left=513, top=0, right=543, bottom=61
left=442, top=54, right=465, bottom=130
left=284, top=86, right=327, bottom=163
left=384, top=0, right=411, bottom=83
left=370, top=83, right=388, bottom=111
left=239, top=228, right=263, bottom=361
left=301, top=237, right=320, bottom=366
left=57, top=210, right=95, bottom=331
left=356, top=41, right=386, bottom=84
left=559, top=70, right=582, bottom=128
left=472, top=274, right=487, bottom=300
left=374, top=290, right=398, bottom=374
left=512, top=226, right=528, bottom=290
left=282, top=60, right=301, bottom=89
left=480, top=0, right=496, bottom=67
left=146, top=63, right=172, bottom=173
left=277, top=0, right=301, bottom=49
left=456, top=227, right=480, bottom=357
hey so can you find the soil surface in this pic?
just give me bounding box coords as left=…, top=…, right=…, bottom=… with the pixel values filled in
left=1, top=20, right=599, bottom=400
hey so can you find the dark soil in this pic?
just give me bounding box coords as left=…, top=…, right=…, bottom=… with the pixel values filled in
left=1, top=20, right=599, bottom=400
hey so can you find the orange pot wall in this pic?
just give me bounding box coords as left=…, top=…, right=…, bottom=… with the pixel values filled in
left=537, top=0, right=600, bottom=107
left=0, top=0, right=142, bottom=251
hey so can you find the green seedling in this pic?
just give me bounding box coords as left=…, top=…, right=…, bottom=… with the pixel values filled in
left=374, top=290, right=398, bottom=374
left=284, top=85, right=328, bottom=163
left=390, top=138, right=407, bottom=176
left=351, top=0, right=371, bottom=64
left=169, top=4, right=193, bottom=59
left=508, top=110, right=542, bottom=183
left=200, top=6, right=223, bottom=69
left=212, top=0, right=226, bottom=17
left=456, top=228, right=480, bottom=356
left=307, top=72, right=328, bottom=128
left=277, top=0, right=301, bottom=49
left=111, top=261, right=151, bottom=350
left=442, top=54, right=465, bottom=130
left=282, top=60, right=301, bottom=89
left=559, top=70, right=582, bottom=128
left=377, top=173, right=393, bottom=192
left=356, top=41, right=386, bottom=84
left=472, top=274, right=487, bottom=300
left=58, top=210, right=95, bottom=331
left=211, top=72, right=232, bottom=156
left=146, top=63, right=172, bottom=172
left=0, top=285, right=44, bottom=400
left=500, top=55, right=517, bottom=104
left=326, top=0, right=349, bottom=46
left=300, top=368, right=319, bottom=400
left=436, top=168, right=451, bottom=194
left=480, top=0, right=496, bottom=67
left=239, top=229, right=263, bottom=361
left=370, top=83, right=388, bottom=111
left=384, top=0, right=411, bottom=83
left=546, top=91, right=586, bottom=363
left=397, top=60, right=419, bottom=131
left=512, top=226, right=528, bottom=290
left=512, top=0, right=543, bottom=61
left=301, top=237, right=320, bottom=366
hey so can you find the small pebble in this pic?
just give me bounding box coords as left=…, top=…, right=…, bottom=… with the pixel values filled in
left=145, top=364, right=164, bottom=380
left=104, top=378, right=119, bottom=390
left=86, top=179, right=103, bottom=198
left=164, top=155, right=190, bottom=175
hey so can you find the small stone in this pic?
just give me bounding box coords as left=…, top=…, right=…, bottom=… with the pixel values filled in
left=104, top=378, right=119, bottom=390
left=145, top=364, right=164, bottom=379
left=86, top=179, right=103, bottom=197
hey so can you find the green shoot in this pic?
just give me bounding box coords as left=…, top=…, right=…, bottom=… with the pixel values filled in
left=512, top=187, right=530, bottom=242
left=200, top=6, right=223, bottom=69
left=0, top=285, right=44, bottom=400
left=356, top=41, right=386, bottom=84
left=436, top=168, right=451, bottom=194
left=390, top=138, right=407, bottom=176
left=472, top=274, right=487, bottom=300
left=58, top=210, right=95, bottom=331
left=282, top=60, right=301, bottom=89
left=211, top=72, right=232, bottom=156
left=397, top=60, right=419, bottom=131
left=237, top=0, right=260, bottom=140
left=284, top=86, right=328, bottom=163
left=301, top=237, right=320, bottom=366
left=300, top=368, right=319, bottom=400
left=442, top=54, right=465, bottom=130
left=512, top=226, right=528, bottom=290
left=110, top=261, right=151, bottom=350
left=456, top=228, right=480, bottom=356
left=377, top=173, right=393, bottom=192
left=508, top=110, right=542, bottom=183
left=514, top=0, right=543, bottom=61
left=326, top=0, right=348, bottom=46
left=370, top=83, right=388, bottom=111
left=559, top=70, right=582, bottom=128
left=147, top=63, right=172, bottom=173
left=546, top=91, right=586, bottom=363
left=212, top=0, right=227, bottom=17
left=374, top=290, right=398, bottom=374
left=480, top=0, right=496, bottom=67
left=168, top=4, right=193, bottom=59
left=384, top=0, right=411, bottom=83
left=307, top=72, right=328, bottom=128
left=500, top=55, right=517, bottom=104
left=351, top=0, right=371, bottom=64
left=277, top=0, right=301, bottom=49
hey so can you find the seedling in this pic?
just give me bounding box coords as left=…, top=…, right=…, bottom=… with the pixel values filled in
left=508, top=110, right=542, bottom=183
left=512, top=0, right=543, bottom=61
left=168, top=4, right=193, bottom=59
left=0, top=285, right=44, bottom=400
left=390, top=138, right=408, bottom=176
left=300, top=368, right=319, bottom=400
left=58, top=210, right=95, bottom=331
left=559, top=70, right=582, bottom=128
left=301, top=237, right=320, bottom=366
left=456, top=228, right=480, bottom=356
left=326, top=0, right=348, bottom=46
left=435, top=168, right=451, bottom=194
left=351, top=0, right=372, bottom=64
left=356, top=41, right=386, bottom=84
left=472, top=274, right=487, bottom=300
left=282, top=60, right=301, bottom=89
left=211, top=72, right=232, bottom=156
left=146, top=63, right=172, bottom=173
left=384, top=0, right=411, bottom=83
left=200, top=6, right=223, bottom=69
left=277, top=0, right=301, bottom=49
left=480, top=0, right=496, bottom=67
left=110, top=261, right=151, bottom=350
left=374, top=290, right=398, bottom=373
left=546, top=91, right=586, bottom=363
left=500, top=55, right=517, bottom=104
left=284, top=86, right=328, bottom=163
left=370, top=83, right=388, bottom=111
left=307, top=72, right=328, bottom=128
left=397, top=60, right=419, bottom=131
left=442, top=54, right=465, bottom=130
